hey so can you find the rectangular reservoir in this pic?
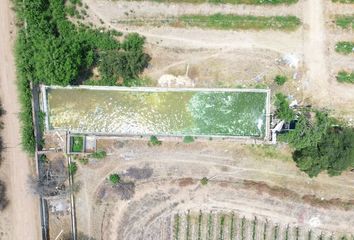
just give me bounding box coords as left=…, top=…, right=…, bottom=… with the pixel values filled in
left=44, top=86, right=269, bottom=138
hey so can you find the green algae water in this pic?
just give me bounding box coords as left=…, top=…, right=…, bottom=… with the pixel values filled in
left=46, top=87, right=268, bottom=137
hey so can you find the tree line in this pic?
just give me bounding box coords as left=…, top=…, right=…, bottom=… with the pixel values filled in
left=13, top=0, right=150, bottom=154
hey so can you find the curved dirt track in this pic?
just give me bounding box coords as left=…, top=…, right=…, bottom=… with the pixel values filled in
left=0, top=0, right=40, bottom=239
left=74, top=140, right=354, bottom=240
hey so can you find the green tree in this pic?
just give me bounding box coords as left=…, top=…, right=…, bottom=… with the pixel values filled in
left=293, top=127, right=354, bottom=177
left=200, top=177, right=208, bottom=185
left=99, top=33, right=151, bottom=86
left=149, top=136, right=162, bottom=146
left=109, top=174, right=120, bottom=184
left=274, top=75, right=287, bottom=85
left=274, top=93, right=295, bottom=122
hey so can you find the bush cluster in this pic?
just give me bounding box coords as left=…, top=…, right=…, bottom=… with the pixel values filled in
left=274, top=93, right=295, bottom=122
left=13, top=0, right=150, bottom=154
left=279, top=109, right=354, bottom=177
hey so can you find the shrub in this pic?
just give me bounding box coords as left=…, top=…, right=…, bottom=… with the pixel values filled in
left=274, top=93, right=295, bottom=122
left=91, top=150, right=107, bottom=159
left=336, top=71, right=354, bottom=83
left=183, top=136, right=194, bottom=143
left=68, top=162, right=78, bottom=175
left=335, top=15, right=354, bottom=29
left=109, top=173, right=120, bottom=184
left=274, top=75, right=287, bottom=85
left=200, top=177, right=208, bottom=185
left=335, top=42, right=354, bottom=54
left=149, top=136, right=162, bottom=146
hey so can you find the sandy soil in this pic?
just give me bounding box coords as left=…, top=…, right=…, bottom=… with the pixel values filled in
left=74, top=139, right=354, bottom=240
left=0, top=0, right=40, bottom=239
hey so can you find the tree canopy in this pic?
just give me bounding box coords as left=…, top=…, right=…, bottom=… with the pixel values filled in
left=277, top=106, right=354, bottom=177
left=13, top=0, right=150, bottom=153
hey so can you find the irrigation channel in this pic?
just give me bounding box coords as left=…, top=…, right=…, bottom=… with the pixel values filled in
left=41, top=86, right=271, bottom=139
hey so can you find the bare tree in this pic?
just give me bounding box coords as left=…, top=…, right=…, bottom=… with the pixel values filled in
left=114, top=181, right=135, bottom=200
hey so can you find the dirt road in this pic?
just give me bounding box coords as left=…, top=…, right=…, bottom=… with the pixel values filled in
left=0, top=0, right=40, bottom=239
left=302, top=0, right=330, bottom=105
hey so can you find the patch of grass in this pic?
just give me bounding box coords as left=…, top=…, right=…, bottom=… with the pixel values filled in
left=274, top=75, right=287, bottom=85
left=183, top=136, right=195, bottom=143
left=336, top=71, right=354, bottom=83
left=335, top=42, right=354, bottom=54
left=109, top=173, right=120, bottom=184
left=71, top=136, right=84, bottom=152
left=178, top=14, right=301, bottom=31
left=335, top=15, right=354, bottom=29
left=149, top=135, right=162, bottom=146
left=128, top=0, right=298, bottom=5
left=91, top=150, right=107, bottom=159
left=247, top=145, right=292, bottom=161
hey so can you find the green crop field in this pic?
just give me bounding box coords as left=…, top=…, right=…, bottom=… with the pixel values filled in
left=46, top=87, right=268, bottom=137
left=114, top=14, right=301, bottom=31
left=178, top=14, right=301, bottom=31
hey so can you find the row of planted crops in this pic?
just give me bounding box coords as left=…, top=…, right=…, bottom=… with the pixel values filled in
left=173, top=211, right=350, bottom=240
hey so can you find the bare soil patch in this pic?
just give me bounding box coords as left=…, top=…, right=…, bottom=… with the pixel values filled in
left=72, top=138, right=354, bottom=239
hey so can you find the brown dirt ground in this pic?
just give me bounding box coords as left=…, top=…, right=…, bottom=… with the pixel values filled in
left=73, top=139, right=354, bottom=240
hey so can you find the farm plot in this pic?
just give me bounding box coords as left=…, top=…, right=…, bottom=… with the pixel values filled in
left=115, top=14, right=301, bottom=31
left=172, top=211, right=343, bottom=240
left=45, top=87, right=269, bottom=137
